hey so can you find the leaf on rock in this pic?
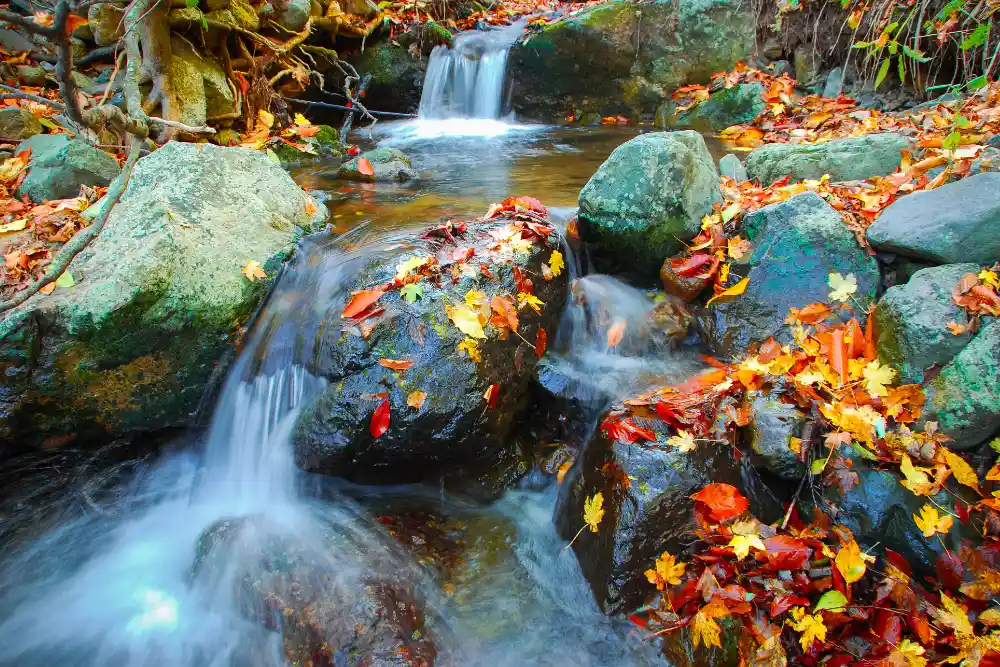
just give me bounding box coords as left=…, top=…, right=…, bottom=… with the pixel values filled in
left=690, top=483, right=749, bottom=522
left=913, top=503, right=953, bottom=537
left=691, top=600, right=728, bottom=650
left=401, top=284, right=423, bottom=303
left=447, top=304, right=486, bottom=339
left=357, top=157, right=375, bottom=176
left=396, top=255, right=430, bottom=279
left=548, top=250, right=565, bottom=278
left=378, top=359, right=414, bottom=371
left=645, top=551, right=687, bottom=589
left=583, top=492, right=604, bottom=533
left=456, top=337, right=482, bottom=362
left=370, top=399, right=390, bottom=438
left=483, top=383, right=499, bottom=408
left=706, top=276, right=750, bottom=306
left=607, top=319, right=626, bottom=348
left=517, top=292, right=544, bottom=314
left=535, top=327, right=547, bottom=358
left=490, top=295, right=519, bottom=332
left=242, top=259, right=267, bottom=281
left=343, top=287, right=385, bottom=318
left=54, top=271, right=75, bottom=289
left=943, top=448, right=979, bottom=491
left=406, top=391, right=426, bottom=409
left=667, top=429, right=697, bottom=452
left=828, top=272, right=858, bottom=303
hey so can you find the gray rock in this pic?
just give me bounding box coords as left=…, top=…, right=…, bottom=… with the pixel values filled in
left=0, top=107, right=41, bottom=140
left=866, top=172, right=1000, bottom=265
left=0, top=27, right=35, bottom=53
left=923, top=320, right=1000, bottom=450
left=656, top=83, right=765, bottom=132
left=874, top=263, right=981, bottom=384
left=70, top=36, right=87, bottom=60
left=988, top=134, right=1000, bottom=149
left=337, top=147, right=416, bottom=182
left=970, top=146, right=1000, bottom=176
left=822, top=67, right=845, bottom=98
left=746, top=132, right=908, bottom=185
left=16, top=133, right=69, bottom=158
left=577, top=131, right=721, bottom=280
left=87, top=2, right=124, bottom=46
left=15, top=65, right=47, bottom=86
left=772, top=60, right=793, bottom=78
left=17, top=139, right=119, bottom=202
left=718, top=153, right=748, bottom=182
left=272, top=0, right=310, bottom=31
left=793, top=45, right=818, bottom=86
left=744, top=394, right=807, bottom=480
left=171, top=37, right=234, bottom=120
left=697, top=192, right=879, bottom=358
left=0, top=144, right=323, bottom=447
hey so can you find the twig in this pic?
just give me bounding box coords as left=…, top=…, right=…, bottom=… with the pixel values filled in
left=0, top=84, right=66, bottom=110
left=285, top=97, right=415, bottom=118
left=97, top=49, right=126, bottom=107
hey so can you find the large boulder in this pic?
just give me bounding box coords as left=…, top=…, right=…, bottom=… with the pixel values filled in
left=745, top=133, right=908, bottom=185
left=509, top=0, right=754, bottom=120
left=922, top=320, right=1000, bottom=450
left=577, top=131, right=721, bottom=281
left=874, top=263, right=981, bottom=384
left=655, top=83, right=765, bottom=132
left=17, top=137, right=120, bottom=202
left=697, top=192, right=879, bottom=358
left=292, top=203, right=568, bottom=485
left=0, top=143, right=324, bottom=449
left=349, top=43, right=427, bottom=114
left=0, top=107, right=41, bottom=140
left=866, top=172, right=1000, bottom=265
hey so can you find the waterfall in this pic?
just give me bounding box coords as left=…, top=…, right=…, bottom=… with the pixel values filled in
left=417, top=23, right=523, bottom=120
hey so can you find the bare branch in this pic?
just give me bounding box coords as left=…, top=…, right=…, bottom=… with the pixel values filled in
left=0, top=84, right=66, bottom=110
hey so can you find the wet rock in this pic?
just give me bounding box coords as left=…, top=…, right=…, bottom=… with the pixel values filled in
left=271, top=0, right=311, bottom=30
left=509, top=0, right=754, bottom=120
left=647, top=295, right=692, bottom=346
left=823, top=67, right=845, bottom=98
left=87, top=2, right=124, bottom=46
left=17, top=138, right=120, bottom=202
left=578, top=131, right=721, bottom=281
left=338, top=147, right=417, bottom=182
left=656, top=83, right=765, bottom=132
left=745, top=133, right=908, bottom=185
left=0, top=143, right=323, bottom=449
left=743, top=393, right=806, bottom=480
left=660, top=256, right=711, bottom=302
left=349, top=43, right=426, bottom=114
left=271, top=125, right=344, bottom=163
left=697, top=192, right=879, bottom=358
left=874, top=263, right=981, bottom=384
left=292, top=207, right=568, bottom=485
left=866, top=172, right=1000, bottom=265
left=718, top=153, right=748, bottom=182
left=15, top=65, right=47, bottom=87
left=0, top=107, right=41, bottom=140
left=922, top=319, right=1000, bottom=450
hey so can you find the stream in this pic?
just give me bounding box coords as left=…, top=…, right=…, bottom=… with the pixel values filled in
left=0, top=26, right=728, bottom=667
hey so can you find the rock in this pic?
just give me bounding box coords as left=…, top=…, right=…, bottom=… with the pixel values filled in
left=0, top=27, right=35, bottom=53
left=656, top=83, right=765, bottom=132
left=70, top=36, right=87, bottom=60
left=743, top=393, right=806, bottom=480
left=229, top=0, right=260, bottom=30
left=272, top=125, right=343, bottom=164
left=15, top=65, right=47, bottom=87
left=793, top=45, right=818, bottom=87
left=0, top=143, right=322, bottom=448
left=509, top=0, right=754, bottom=120
left=16, top=132, right=69, bottom=158
left=697, top=192, right=879, bottom=358
left=205, top=0, right=231, bottom=10
left=718, top=153, right=748, bottom=182
left=647, top=295, right=692, bottom=345
left=292, top=205, right=568, bottom=486
left=866, top=172, right=1000, bottom=265
left=874, top=263, right=981, bottom=384
left=970, top=146, right=1000, bottom=176
left=87, top=2, right=124, bottom=46
left=272, top=0, right=310, bottom=31
left=69, top=70, right=94, bottom=90
left=349, top=43, right=426, bottom=114
left=772, top=60, right=793, bottom=78
left=341, top=0, right=380, bottom=17
left=0, top=107, right=41, bottom=140
left=922, top=320, right=1000, bottom=450
left=660, top=256, right=711, bottom=302
left=761, top=37, right=782, bottom=60
left=338, top=147, right=416, bottom=182
left=577, top=131, right=721, bottom=281
left=822, top=67, right=845, bottom=98
left=746, top=133, right=908, bottom=185
left=17, top=138, right=120, bottom=202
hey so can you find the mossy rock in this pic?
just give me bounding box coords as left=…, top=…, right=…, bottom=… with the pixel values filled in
left=655, top=83, right=766, bottom=131
left=349, top=43, right=426, bottom=114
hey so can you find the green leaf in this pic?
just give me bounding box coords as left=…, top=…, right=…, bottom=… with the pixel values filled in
left=954, top=115, right=971, bottom=128
left=200, top=13, right=208, bottom=30
left=886, top=21, right=899, bottom=33
left=888, top=41, right=898, bottom=55
left=960, top=22, right=990, bottom=50
left=721, top=202, right=741, bottom=223
left=938, top=0, right=964, bottom=21
left=943, top=129, right=962, bottom=151
left=875, top=58, right=891, bottom=90
left=969, top=75, right=989, bottom=90
left=186, top=0, right=199, bottom=8
left=850, top=442, right=878, bottom=460
left=990, top=437, right=1000, bottom=453
left=401, top=283, right=424, bottom=303
left=901, top=45, right=930, bottom=62
left=898, top=55, right=906, bottom=84
left=55, top=271, right=75, bottom=288
left=814, top=590, right=848, bottom=612
left=852, top=41, right=873, bottom=48
left=811, top=458, right=828, bottom=475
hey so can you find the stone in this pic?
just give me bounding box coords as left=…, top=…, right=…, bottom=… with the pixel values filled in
left=746, top=133, right=908, bottom=185
left=337, top=147, right=416, bottom=182
left=922, top=320, right=1000, bottom=450
left=292, top=207, right=567, bottom=486
left=0, top=143, right=323, bottom=448
left=656, top=83, right=765, bottom=132
left=793, top=45, right=818, bottom=86
left=866, top=172, right=1000, bottom=265
left=16, top=132, right=69, bottom=158
left=272, top=0, right=310, bottom=31
left=229, top=0, right=261, bottom=30
left=743, top=393, right=807, bottom=480
left=697, top=192, right=879, bottom=358
left=70, top=36, right=87, bottom=60
left=0, top=107, right=41, bottom=140
left=874, top=263, right=981, bottom=384
left=169, top=37, right=209, bottom=128
left=87, top=2, right=124, bottom=46
left=660, top=256, right=711, bottom=302
left=577, top=131, right=721, bottom=281
left=205, top=0, right=231, bottom=10
left=509, top=0, right=754, bottom=120
left=0, top=27, right=35, bottom=53
left=17, top=139, right=120, bottom=202
left=349, top=43, right=426, bottom=114
left=15, top=64, right=47, bottom=87
left=970, top=146, right=1000, bottom=176
left=772, top=60, right=793, bottom=78
left=718, top=153, right=748, bottom=182
left=822, top=67, right=845, bottom=98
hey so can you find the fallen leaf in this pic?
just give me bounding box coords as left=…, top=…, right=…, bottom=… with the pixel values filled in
left=396, top=255, right=430, bottom=279
left=548, top=249, right=565, bottom=278
left=447, top=304, right=486, bottom=338
left=457, top=337, right=482, bottom=362
left=490, top=295, right=519, bottom=332
left=913, top=503, right=953, bottom=537
left=691, top=600, right=728, bottom=650
left=517, top=292, right=544, bottom=313
left=370, top=399, right=390, bottom=438
left=946, top=320, right=968, bottom=335
left=535, top=327, right=547, bottom=358
left=483, top=382, right=499, bottom=408
left=584, top=492, right=604, bottom=532
left=862, top=359, right=896, bottom=397
left=942, top=448, right=979, bottom=491
left=691, top=483, right=748, bottom=522
left=378, top=359, right=414, bottom=371
left=358, top=157, right=375, bottom=176
left=0, top=219, right=27, bottom=233
left=835, top=539, right=872, bottom=584
left=706, top=276, right=750, bottom=306
left=406, top=391, right=426, bottom=409
left=400, top=283, right=423, bottom=303
left=645, top=551, right=687, bottom=590
left=728, top=520, right=765, bottom=560
left=828, top=272, right=858, bottom=303
left=343, top=287, right=385, bottom=318
left=607, top=319, right=626, bottom=347
left=814, top=590, right=848, bottom=612
left=787, top=607, right=827, bottom=650
left=667, top=429, right=697, bottom=452
left=242, top=259, right=267, bottom=281
left=54, top=271, right=74, bottom=289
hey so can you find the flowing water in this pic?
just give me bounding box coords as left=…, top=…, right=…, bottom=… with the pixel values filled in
left=0, top=29, right=729, bottom=667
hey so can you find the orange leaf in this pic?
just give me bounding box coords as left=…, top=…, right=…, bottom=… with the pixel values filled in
left=490, top=294, right=519, bottom=332
left=690, top=483, right=748, bottom=522
left=947, top=321, right=968, bottom=335
left=64, top=14, right=88, bottom=32
left=535, top=327, right=547, bottom=358
left=357, top=157, right=375, bottom=177
left=343, top=287, right=385, bottom=318
left=406, top=391, right=427, bottom=409
left=829, top=328, right=847, bottom=386
left=379, top=359, right=414, bottom=371
left=607, top=319, right=626, bottom=347
left=370, top=399, right=390, bottom=438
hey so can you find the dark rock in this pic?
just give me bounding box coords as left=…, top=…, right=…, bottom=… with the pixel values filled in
left=743, top=393, right=807, bottom=480
left=697, top=192, right=879, bottom=358
left=660, top=257, right=711, bottom=303
left=0, top=107, right=41, bottom=141
left=647, top=295, right=692, bottom=345
left=338, top=147, right=417, bottom=182
left=349, top=43, right=426, bottom=114
left=866, top=172, right=1000, bottom=265
left=874, top=263, right=980, bottom=384
left=0, top=27, right=35, bottom=53
left=17, top=138, right=120, bottom=202
left=718, top=153, right=748, bottom=182
left=655, top=83, right=765, bottom=132
left=822, top=67, right=845, bottom=98
left=745, top=133, right=908, bottom=185
left=577, top=131, right=721, bottom=281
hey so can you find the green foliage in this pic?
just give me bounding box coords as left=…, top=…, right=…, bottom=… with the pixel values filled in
left=960, top=22, right=991, bottom=50
left=401, top=283, right=423, bottom=303
left=875, top=58, right=890, bottom=89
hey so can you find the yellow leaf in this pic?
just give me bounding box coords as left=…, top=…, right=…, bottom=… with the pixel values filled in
left=933, top=592, right=974, bottom=636
left=406, top=391, right=427, bottom=409
left=395, top=255, right=430, bottom=280
left=943, top=448, right=979, bottom=491
left=828, top=272, right=858, bottom=303
left=446, top=304, right=486, bottom=339
left=727, top=236, right=751, bottom=260
left=0, top=219, right=27, bottom=233
left=691, top=600, right=728, bottom=650
left=979, top=269, right=999, bottom=288
left=293, top=113, right=310, bottom=126
left=242, top=259, right=267, bottom=281
left=55, top=271, right=75, bottom=289
left=900, top=454, right=937, bottom=496
left=862, top=359, right=896, bottom=397
left=464, top=289, right=487, bottom=309
left=667, top=429, right=697, bottom=452
left=913, top=503, right=953, bottom=538
left=645, top=551, right=687, bottom=589
left=834, top=539, right=872, bottom=584
left=518, top=292, right=544, bottom=314
left=583, top=492, right=604, bottom=532
left=787, top=607, right=827, bottom=651
left=258, top=109, right=275, bottom=129
left=728, top=527, right=766, bottom=560
left=706, top=276, right=750, bottom=306
left=548, top=249, right=565, bottom=278
left=456, top=337, right=482, bottom=362
left=886, top=639, right=927, bottom=667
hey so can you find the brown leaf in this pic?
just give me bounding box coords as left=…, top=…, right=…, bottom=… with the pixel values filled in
left=490, top=294, right=518, bottom=332
left=535, top=327, right=547, bottom=358
left=378, top=359, right=414, bottom=371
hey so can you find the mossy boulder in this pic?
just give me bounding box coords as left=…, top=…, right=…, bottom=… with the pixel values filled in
left=577, top=131, right=721, bottom=281
left=338, top=147, right=416, bottom=182
left=745, top=133, right=909, bottom=185
left=0, top=143, right=325, bottom=451
left=0, top=107, right=41, bottom=140
left=509, top=0, right=754, bottom=120
left=655, top=83, right=765, bottom=132
left=270, top=126, right=345, bottom=164
left=349, top=43, right=426, bottom=114
left=17, top=137, right=120, bottom=202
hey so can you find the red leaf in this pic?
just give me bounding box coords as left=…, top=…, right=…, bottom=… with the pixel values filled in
left=378, top=359, right=414, bottom=371
left=690, top=483, right=749, bottom=522
left=343, top=287, right=385, bottom=318
left=357, top=157, right=375, bottom=177
left=483, top=383, right=499, bottom=408
left=370, top=399, right=390, bottom=438
left=770, top=594, right=810, bottom=617
left=500, top=195, right=547, bottom=216
left=936, top=552, right=964, bottom=589
left=761, top=535, right=813, bottom=570
left=600, top=417, right=656, bottom=444
left=873, top=609, right=902, bottom=645
left=669, top=253, right=713, bottom=277
left=490, top=295, right=519, bottom=332
left=535, top=327, right=547, bottom=358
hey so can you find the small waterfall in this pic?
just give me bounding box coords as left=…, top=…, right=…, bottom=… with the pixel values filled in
left=418, top=24, right=523, bottom=120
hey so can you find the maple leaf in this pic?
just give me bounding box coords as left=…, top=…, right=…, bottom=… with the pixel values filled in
left=691, top=483, right=749, bottom=522
left=942, top=448, right=979, bottom=491
left=886, top=639, right=927, bottom=667
left=834, top=539, right=873, bottom=584
left=446, top=304, right=486, bottom=339
left=862, top=359, right=896, bottom=397
left=400, top=284, right=423, bottom=303
left=490, top=295, right=519, bottom=332
left=913, top=503, right=954, bottom=537
left=828, top=272, right=858, bottom=302
left=406, top=391, right=426, bottom=409
left=583, top=492, right=604, bottom=532
left=933, top=592, right=974, bottom=636
left=396, top=255, right=430, bottom=279
left=787, top=606, right=827, bottom=651
left=667, top=429, right=697, bottom=452
left=645, top=551, right=687, bottom=590
left=947, top=320, right=968, bottom=335
left=728, top=520, right=766, bottom=560
left=548, top=250, right=565, bottom=278
left=900, top=454, right=938, bottom=495
left=979, top=268, right=999, bottom=288
left=706, top=276, right=750, bottom=306
left=378, top=359, right=413, bottom=371
left=457, top=337, right=482, bottom=362
left=343, top=287, right=385, bottom=318
left=727, top=236, right=752, bottom=259
left=518, top=292, right=544, bottom=314
left=691, top=600, right=728, bottom=650
left=242, top=259, right=267, bottom=281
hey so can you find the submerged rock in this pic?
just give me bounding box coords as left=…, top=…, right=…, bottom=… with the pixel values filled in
left=745, top=133, right=908, bottom=185
left=509, top=0, right=753, bottom=120
left=874, top=263, right=981, bottom=384
left=17, top=137, right=120, bottom=202
left=577, top=131, right=721, bottom=281
left=0, top=143, right=323, bottom=449
left=655, top=83, right=765, bottom=132
left=866, top=172, right=1000, bottom=265
left=338, top=147, right=417, bottom=182
left=697, top=192, right=879, bottom=358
